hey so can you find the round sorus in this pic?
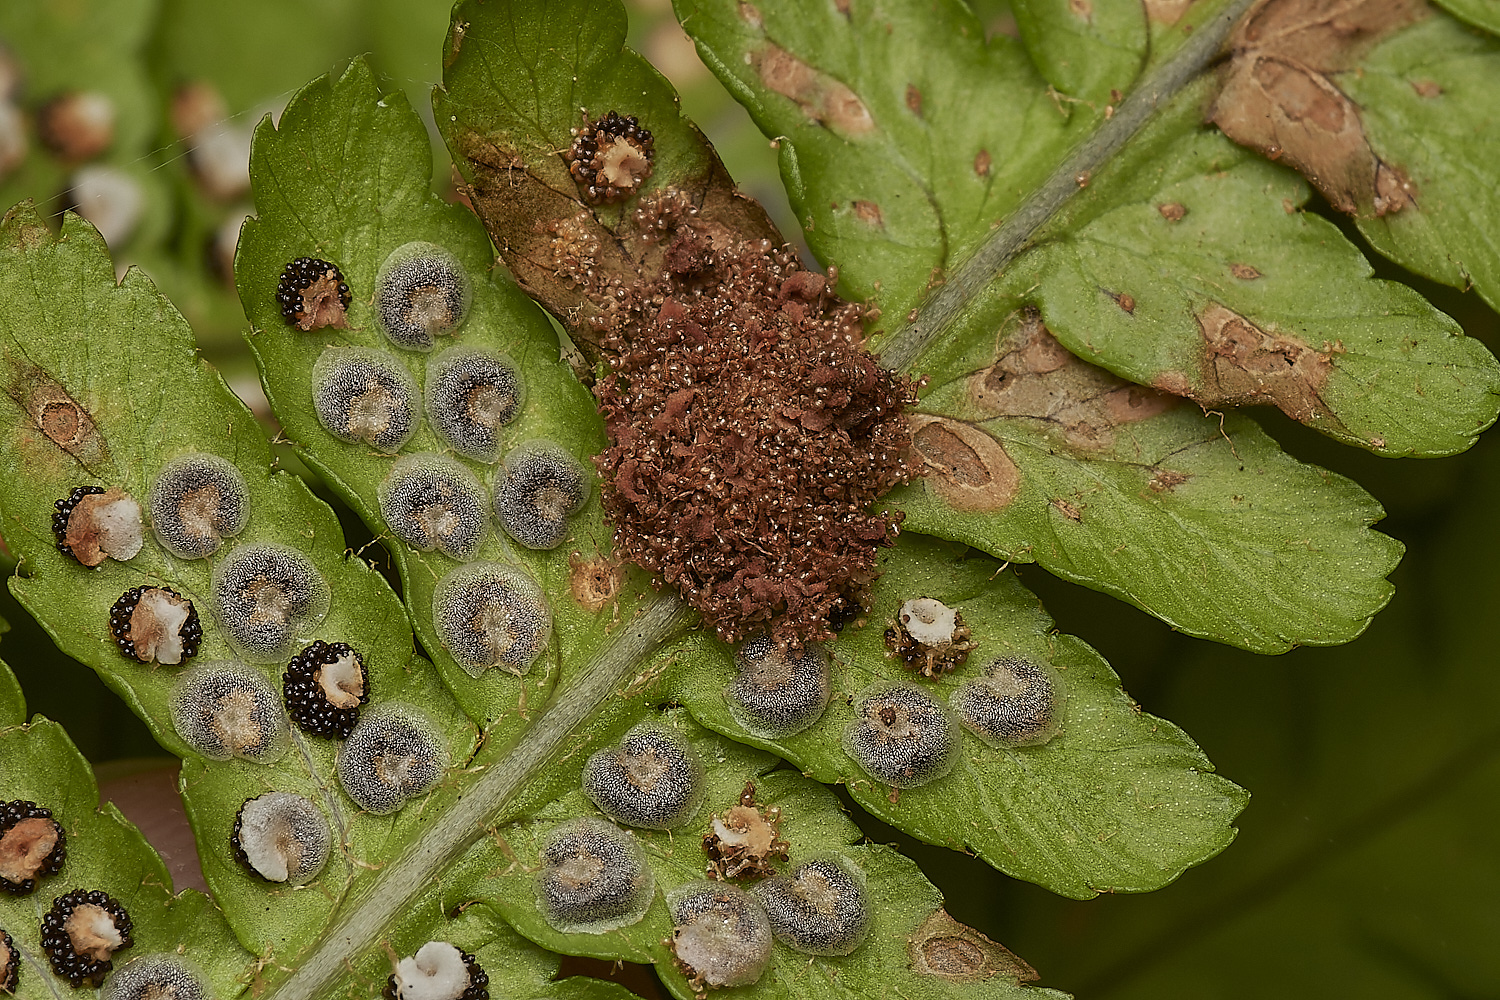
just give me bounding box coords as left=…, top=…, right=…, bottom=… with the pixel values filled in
left=109, top=586, right=202, bottom=665
left=276, top=257, right=351, bottom=331
left=52, top=486, right=103, bottom=559
left=40, top=888, right=133, bottom=987
left=0, top=800, right=66, bottom=895
left=283, top=640, right=369, bottom=739
left=563, top=111, right=654, bottom=205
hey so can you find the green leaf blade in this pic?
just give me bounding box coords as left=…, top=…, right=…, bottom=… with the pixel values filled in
left=662, top=536, right=1247, bottom=898
left=1347, top=12, right=1500, bottom=313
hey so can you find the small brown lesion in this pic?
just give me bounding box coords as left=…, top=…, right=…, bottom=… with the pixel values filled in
left=851, top=200, right=884, bottom=227
left=1195, top=302, right=1345, bottom=426
left=752, top=44, right=875, bottom=139
left=910, top=416, right=1021, bottom=512
left=905, top=84, right=924, bottom=118
left=16, top=372, right=109, bottom=467
left=973, top=149, right=992, bottom=178
left=1158, top=202, right=1187, bottom=221
left=908, top=909, right=1038, bottom=984
left=1230, top=263, right=1262, bottom=280
left=967, top=308, right=1178, bottom=451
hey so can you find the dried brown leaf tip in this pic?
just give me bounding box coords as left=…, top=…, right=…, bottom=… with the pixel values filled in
left=565, top=111, right=655, bottom=205
left=702, top=782, right=789, bottom=881
left=591, top=206, right=921, bottom=648
left=1208, top=0, right=1427, bottom=217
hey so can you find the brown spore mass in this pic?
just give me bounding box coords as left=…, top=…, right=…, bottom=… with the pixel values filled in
left=590, top=213, right=919, bottom=646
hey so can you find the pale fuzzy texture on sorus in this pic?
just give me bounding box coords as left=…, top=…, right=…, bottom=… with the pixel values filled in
left=231, top=792, right=331, bottom=884
left=949, top=656, right=1064, bottom=749
left=212, top=543, right=330, bottom=662
left=432, top=562, right=550, bottom=677
left=171, top=662, right=289, bottom=763
left=148, top=452, right=248, bottom=558
left=425, top=346, right=522, bottom=463
left=726, top=634, right=832, bottom=740
left=379, top=454, right=490, bottom=560
left=311, top=345, right=419, bottom=453
left=100, top=954, right=207, bottom=1000
left=374, top=241, right=472, bottom=351
left=493, top=442, right=589, bottom=550
left=336, top=702, right=449, bottom=815
left=581, top=724, right=703, bottom=831
left=667, top=881, right=773, bottom=990
left=534, top=816, right=654, bottom=934
left=753, top=855, right=870, bottom=956
left=843, top=685, right=959, bottom=789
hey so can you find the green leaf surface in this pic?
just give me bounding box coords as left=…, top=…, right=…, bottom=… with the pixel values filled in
left=674, top=0, right=1091, bottom=326
left=986, top=433, right=1500, bottom=998
left=1348, top=12, right=1500, bottom=313
left=1015, top=79, right=1500, bottom=458
left=1009, top=0, right=1146, bottom=105
left=464, top=706, right=1062, bottom=1000
left=654, top=535, right=1245, bottom=899
left=237, top=60, right=651, bottom=737
left=1429, top=0, right=1500, bottom=44
left=898, top=296, right=1404, bottom=653
left=0, top=659, right=253, bottom=1000
left=0, top=204, right=480, bottom=964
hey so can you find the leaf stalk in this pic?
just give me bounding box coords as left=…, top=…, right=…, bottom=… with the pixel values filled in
left=266, top=594, right=693, bottom=1000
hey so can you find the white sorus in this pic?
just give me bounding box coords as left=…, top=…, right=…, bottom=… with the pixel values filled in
left=899, top=598, right=958, bottom=647
left=842, top=684, right=959, bottom=789
left=170, top=662, right=289, bottom=763
left=311, top=346, right=420, bottom=453
left=753, top=855, right=871, bottom=956
left=425, top=346, right=522, bottom=463
left=725, top=634, right=832, bottom=740
left=212, top=543, right=331, bottom=662
left=492, top=442, right=589, bottom=550
left=336, top=703, right=449, bottom=815
left=100, top=955, right=207, bottom=1000
left=534, top=816, right=654, bottom=934
left=667, top=881, right=774, bottom=990
left=431, top=562, right=550, bottom=677
left=949, top=655, right=1064, bottom=748
left=373, top=242, right=472, bottom=351
left=379, top=454, right=490, bottom=561
left=231, top=792, right=331, bottom=884
left=149, top=452, right=249, bottom=559
left=581, top=723, right=703, bottom=831
left=386, top=942, right=486, bottom=1000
